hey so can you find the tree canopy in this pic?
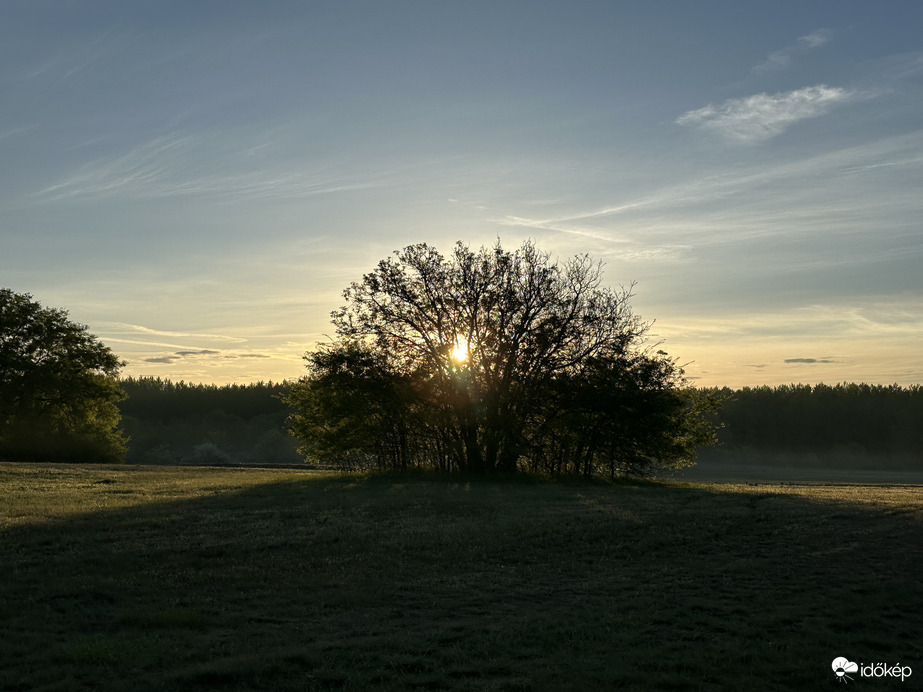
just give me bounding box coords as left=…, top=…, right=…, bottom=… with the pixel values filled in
left=0, top=289, right=126, bottom=462
left=288, top=241, right=718, bottom=476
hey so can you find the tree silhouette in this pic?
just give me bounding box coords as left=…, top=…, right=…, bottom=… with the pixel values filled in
left=288, top=241, right=717, bottom=475
left=0, top=289, right=126, bottom=462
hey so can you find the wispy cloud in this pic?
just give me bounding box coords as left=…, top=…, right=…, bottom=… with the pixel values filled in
left=497, top=212, right=692, bottom=262
left=676, top=85, right=859, bottom=144
left=784, top=357, right=838, bottom=364
left=498, top=215, right=629, bottom=243
left=0, top=124, right=39, bottom=142
left=657, top=299, right=923, bottom=343
left=879, top=51, right=923, bottom=82
left=104, top=337, right=214, bottom=351
left=499, top=129, right=923, bottom=253
left=15, top=31, right=115, bottom=84
left=33, top=134, right=383, bottom=202
left=753, top=29, right=833, bottom=73
left=99, top=322, right=247, bottom=344
left=35, top=136, right=192, bottom=200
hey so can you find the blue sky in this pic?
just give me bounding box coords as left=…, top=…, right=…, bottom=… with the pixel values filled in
left=2, top=1, right=922, bottom=386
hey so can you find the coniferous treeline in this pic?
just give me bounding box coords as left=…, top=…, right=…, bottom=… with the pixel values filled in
left=118, top=377, right=301, bottom=465
left=703, top=383, right=923, bottom=469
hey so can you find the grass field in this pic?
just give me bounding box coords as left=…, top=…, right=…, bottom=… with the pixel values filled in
left=1, top=463, right=920, bottom=691
left=667, top=459, right=923, bottom=485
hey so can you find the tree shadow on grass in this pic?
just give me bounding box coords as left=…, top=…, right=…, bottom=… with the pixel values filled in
left=1, top=469, right=921, bottom=691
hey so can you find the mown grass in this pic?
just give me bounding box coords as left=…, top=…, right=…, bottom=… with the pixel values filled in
left=1, top=463, right=920, bottom=691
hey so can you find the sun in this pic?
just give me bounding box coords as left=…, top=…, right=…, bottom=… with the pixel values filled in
left=450, top=337, right=469, bottom=363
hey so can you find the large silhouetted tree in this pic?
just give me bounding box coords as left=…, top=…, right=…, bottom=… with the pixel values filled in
left=0, top=289, right=126, bottom=462
left=288, top=241, right=718, bottom=476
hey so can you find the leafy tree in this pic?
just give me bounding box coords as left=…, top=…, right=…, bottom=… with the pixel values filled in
left=0, top=289, right=126, bottom=463
left=286, top=343, right=421, bottom=471
left=288, top=241, right=718, bottom=476
left=531, top=352, right=722, bottom=477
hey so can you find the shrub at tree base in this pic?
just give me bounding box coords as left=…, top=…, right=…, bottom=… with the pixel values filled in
left=287, top=241, right=720, bottom=476
left=0, top=288, right=126, bottom=463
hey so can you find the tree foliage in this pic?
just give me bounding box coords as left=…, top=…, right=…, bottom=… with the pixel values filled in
left=0, top=289, right=126, bottom=462
left=288, top=241, right=718, bottom=476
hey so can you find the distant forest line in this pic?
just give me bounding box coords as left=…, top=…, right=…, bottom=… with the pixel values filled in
left=702, top=383, right=922, bottom=469
left=119, top=378, right=301, bottom=466
left=118, top=378, right=923, bottom=470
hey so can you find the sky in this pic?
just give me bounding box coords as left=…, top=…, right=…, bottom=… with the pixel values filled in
left=2, top=0, right=922, bottom=387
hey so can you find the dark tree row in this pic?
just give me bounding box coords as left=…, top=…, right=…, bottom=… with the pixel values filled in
left=704, top=383, right=923, bottom=468
left=117, top=378, right=922, bottom=471
left=119, top=377, right=301, bottom=465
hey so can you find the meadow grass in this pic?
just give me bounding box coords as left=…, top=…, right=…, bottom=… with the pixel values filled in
left=1, top=463, right=920, bottom=691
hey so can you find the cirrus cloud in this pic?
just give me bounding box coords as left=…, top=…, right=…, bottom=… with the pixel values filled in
left=753, top=29, right=833, bottom=73
left=676, top=85, right=858, bottom=144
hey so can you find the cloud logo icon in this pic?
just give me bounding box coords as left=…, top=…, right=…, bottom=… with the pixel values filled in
left=832, top=657, right=859, bottom=682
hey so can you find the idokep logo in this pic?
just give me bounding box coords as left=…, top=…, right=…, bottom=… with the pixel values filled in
left=832, top=658, right=859, bottom=683
left=832, top=657, right=913, bottom=684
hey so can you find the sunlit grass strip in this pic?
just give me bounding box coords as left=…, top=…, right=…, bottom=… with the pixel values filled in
left=0, top=464, right=327, bottom=528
